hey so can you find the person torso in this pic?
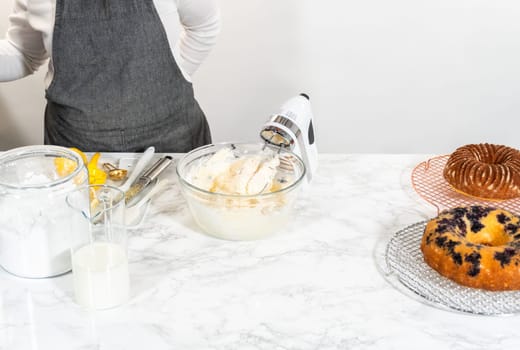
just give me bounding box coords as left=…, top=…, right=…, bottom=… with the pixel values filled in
left=23, top=0, right=186, bottom=87
left=43, top=0, right=211, bottom=152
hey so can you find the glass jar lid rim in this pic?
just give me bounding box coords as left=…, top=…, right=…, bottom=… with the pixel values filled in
left=0, top=145, right=86, bottom=190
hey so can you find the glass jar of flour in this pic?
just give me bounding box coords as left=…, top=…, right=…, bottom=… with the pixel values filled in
left=0, top=146, right=88, bottom=278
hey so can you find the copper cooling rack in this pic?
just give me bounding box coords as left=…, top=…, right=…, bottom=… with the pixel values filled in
left=411, top=155, right=520, bottom=215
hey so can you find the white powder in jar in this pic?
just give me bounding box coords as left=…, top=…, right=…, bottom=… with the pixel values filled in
left=0, top=173, right=78, bottom=278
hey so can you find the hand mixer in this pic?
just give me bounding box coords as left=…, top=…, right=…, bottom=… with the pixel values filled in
left=260, top=93, right=318, bottom=182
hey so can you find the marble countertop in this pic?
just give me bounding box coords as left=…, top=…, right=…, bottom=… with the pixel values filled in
left=2, top=154, right=519, bottom=350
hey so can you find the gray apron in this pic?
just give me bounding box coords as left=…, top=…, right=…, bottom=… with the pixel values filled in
left=44, top=0, right=211, bottom=152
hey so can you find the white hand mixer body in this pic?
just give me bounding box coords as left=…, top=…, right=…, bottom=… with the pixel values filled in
left=260, top=93, right=318, bottom=183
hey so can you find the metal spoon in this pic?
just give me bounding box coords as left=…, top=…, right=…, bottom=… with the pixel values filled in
left=103, top=162, right=128, bottom=181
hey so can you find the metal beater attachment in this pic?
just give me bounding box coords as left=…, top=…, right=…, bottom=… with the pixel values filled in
left=260, top=141, right=294, bottom=173
left=278, top=153, right=295, bottom=172
left=260, top=128, right=295, bottom=172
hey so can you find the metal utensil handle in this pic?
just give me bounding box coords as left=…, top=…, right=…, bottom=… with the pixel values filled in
left=142, top=156, right=173, bottom=181
left=119, top=146, right=155, bottom=192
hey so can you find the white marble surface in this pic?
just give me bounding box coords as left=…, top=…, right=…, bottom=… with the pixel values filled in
left=1, top=154, right=520, bottom=350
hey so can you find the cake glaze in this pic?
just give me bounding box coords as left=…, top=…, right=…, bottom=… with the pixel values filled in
left=443, top=143, right=520, bottom=200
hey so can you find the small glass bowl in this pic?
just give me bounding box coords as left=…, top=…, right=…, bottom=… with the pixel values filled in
left=176, top=143, right=306, bottom=240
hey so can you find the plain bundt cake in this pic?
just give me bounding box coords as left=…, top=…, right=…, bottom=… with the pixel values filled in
left=421, top=205, right=520, bottom=291
left=443, top=143, right=520, bottom=200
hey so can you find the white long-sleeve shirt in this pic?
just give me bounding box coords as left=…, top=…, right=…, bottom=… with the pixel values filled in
left=0, top=0, right=220, bottom=86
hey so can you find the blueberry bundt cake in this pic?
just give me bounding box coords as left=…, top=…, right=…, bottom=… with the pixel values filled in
left=421, top=205, right=520, bottom=291
left=443, top=143, right=520, bottom=200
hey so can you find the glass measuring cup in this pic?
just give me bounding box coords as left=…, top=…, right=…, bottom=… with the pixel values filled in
left=66, top=185, right=129, bottom=309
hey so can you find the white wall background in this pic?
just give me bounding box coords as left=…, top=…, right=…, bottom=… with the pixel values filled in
left=1, top=0, right=519, bottom=153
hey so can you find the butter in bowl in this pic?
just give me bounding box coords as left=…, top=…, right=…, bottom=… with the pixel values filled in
left=176, top=142, right=306, bottom=240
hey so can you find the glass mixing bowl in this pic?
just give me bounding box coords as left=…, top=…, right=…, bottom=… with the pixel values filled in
left=176, top=143, right=306, bottom=240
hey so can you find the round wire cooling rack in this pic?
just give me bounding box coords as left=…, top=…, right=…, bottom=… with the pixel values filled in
left=376, top=221, right=520, bottom=316
left=411, top=155, right=520, bottom=215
